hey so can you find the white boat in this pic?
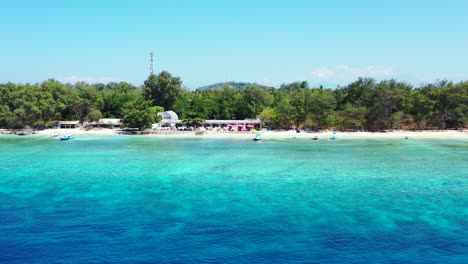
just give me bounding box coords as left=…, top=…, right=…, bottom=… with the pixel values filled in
left=253, top=133, right=262, bottom=141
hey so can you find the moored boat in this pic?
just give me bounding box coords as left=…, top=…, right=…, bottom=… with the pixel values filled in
left=253, top=133, right=262, bottom=141
left=60, top=135, right=75, bottom=141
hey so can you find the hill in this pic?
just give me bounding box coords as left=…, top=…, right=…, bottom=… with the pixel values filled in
left=197, top=81, right=272, bottom=91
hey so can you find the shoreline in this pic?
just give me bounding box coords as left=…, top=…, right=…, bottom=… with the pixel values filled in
left=1, top=128, right=467, bottom=140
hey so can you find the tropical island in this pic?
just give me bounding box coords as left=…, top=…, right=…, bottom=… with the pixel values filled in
left=0, top=71, right=467, bottom=135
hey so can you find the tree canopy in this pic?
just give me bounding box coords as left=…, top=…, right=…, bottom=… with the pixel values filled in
left=143, top=71, right=182, bottom=111
left=1, top=73, right=467, bottom=131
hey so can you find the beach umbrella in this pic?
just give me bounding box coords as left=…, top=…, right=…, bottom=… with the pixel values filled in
left=246, top=124, right=254, bottom=128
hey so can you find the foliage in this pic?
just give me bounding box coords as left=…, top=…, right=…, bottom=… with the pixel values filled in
left=197, top=81, right=272, bottom=91
left=122, top=96, right=163, bottom=130
left=87, top=109, right=102, bottom=122
left=143, top=71, right=182, bottom=110
left=0, top=74, right=467, bottom=131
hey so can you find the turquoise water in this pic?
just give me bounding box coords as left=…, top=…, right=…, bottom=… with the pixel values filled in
left=0, top=136, right=467, bottom=263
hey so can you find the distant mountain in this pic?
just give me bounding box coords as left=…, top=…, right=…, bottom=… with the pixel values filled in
left=197, top=81, right=272, bottom=91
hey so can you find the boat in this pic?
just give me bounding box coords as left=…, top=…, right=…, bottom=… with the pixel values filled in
left=313, top=135, right=319, bottom=140
left=16, top=131, right=29, bottom=136
left=51, top=133, right=60, bottom=138
left=253, top=133, right=262, bottom=141
left=60, top=135, right=75, bottom=141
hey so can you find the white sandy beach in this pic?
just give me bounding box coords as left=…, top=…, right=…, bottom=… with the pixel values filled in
left=24, top=128, right=468, bottom=140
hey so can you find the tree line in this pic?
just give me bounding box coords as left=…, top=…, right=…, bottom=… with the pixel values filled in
left=1, top=71, right=467, bottom=130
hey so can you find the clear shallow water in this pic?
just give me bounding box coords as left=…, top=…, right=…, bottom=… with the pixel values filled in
left=0, top=136, right=467, bottom=263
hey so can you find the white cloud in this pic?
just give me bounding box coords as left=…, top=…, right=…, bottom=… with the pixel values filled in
left=311, top=67, right=336, bottom=79
left=414, top=72, right=468, bottom=85
left=262, top=77, right=272, bottom=84
left=311, top=65, right=394, bottom=83
left=59, top=75, right=115, bottom=84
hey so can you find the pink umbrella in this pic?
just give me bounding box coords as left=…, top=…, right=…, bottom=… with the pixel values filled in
left=246, top=124, right=254, bottom=128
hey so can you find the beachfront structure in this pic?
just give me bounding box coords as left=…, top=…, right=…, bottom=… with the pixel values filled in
left=84, top=118, right=122, bottom=128
left=56, top=120, right=80, bottom=129
left=152, top=111, right=182, bottom=129
left=152, top=110, right=262, bottom=131
left=203, top=119, right=262, bottom=130
left=97, top=118, right=122, bottom=128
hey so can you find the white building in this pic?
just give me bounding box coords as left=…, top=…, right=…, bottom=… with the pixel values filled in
left=152, top=111, right=182, bottom=128
left=152, top=110, right=263, bottom=131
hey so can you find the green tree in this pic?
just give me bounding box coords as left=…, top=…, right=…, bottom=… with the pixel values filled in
left=367, top=80, right=412, bottom=130
left=38, top=79, right=73, bottom=125
left=430, top=81, right=468, bottom=129
left=337, top=77, right=376, bottom=107
left=174, top=90, right=212, bottom=121
left=69, top=102, right=90, bottom=122
left=0, top=104, right=14, bottom=127
left=289, top=88, right=308, bottom=127
left=279, top=81, right=309, bottom=91
left=122, top=96, right=163, bottom=130
left=452, top=81, right=468, bottom=128
left=337, top=103, right=368, bottom=131
left=204, top=86, right=239, bottom=119
left=411, top=86, right=437, bottom=129
left=101, top=82, right=140, bottom=118
left=87, top=109, right=103, bottom=122
left=75, top=82, right=104, bottom=110
left=241, top=85, right=274, bottom=118
left=271, top=90, right=294, bottom=129
left=259, top=107, right=276, bottom=128
left=307, top=89, right=337, bottom=129
left=143, top=71, right=182, bottom=110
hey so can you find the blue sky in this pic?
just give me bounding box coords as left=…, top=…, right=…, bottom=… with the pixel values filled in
left=1, top=0, right=467, bottom=89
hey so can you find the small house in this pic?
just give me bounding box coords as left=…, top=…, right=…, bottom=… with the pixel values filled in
left=97, top=118, right=122, bottom=128
left=57, top=121, right=80, bottom=129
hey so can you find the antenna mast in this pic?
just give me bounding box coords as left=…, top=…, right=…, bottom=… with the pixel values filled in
left=150, top=50, right=154, bottom=76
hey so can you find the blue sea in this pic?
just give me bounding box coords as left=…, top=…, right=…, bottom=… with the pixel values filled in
left=0, top=136, right=467, bottom=263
